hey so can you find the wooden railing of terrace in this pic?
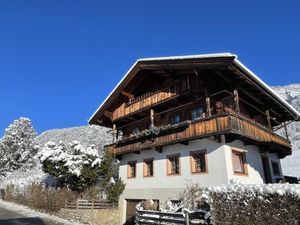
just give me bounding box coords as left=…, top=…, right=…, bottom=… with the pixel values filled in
left=112, top=86, right=189, bottom=121
left=107, top=112, right=291, bottom=156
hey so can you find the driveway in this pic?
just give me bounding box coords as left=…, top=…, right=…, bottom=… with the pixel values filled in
left=0, top=200, right=76, bottom=225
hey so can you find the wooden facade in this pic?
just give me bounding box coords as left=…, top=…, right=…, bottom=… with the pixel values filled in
left=107, top=112, right=290, bottom=157
left=89, top=54, right=298, bottom=159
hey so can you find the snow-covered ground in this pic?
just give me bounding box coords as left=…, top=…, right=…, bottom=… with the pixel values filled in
left=0, top=200, right=85, bottom=225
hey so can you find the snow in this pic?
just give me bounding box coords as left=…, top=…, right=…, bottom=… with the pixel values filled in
left=272, top=84, right=300, bottom=177
left=202, top=183, right=300, bottom=204
left=38, top=141, right=102, bottom=177
left=0, top=200, right=85, bottom=225
left=1, top=125, right=111, bottom=188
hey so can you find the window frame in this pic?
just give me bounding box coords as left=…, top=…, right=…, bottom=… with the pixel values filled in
left=143, top=158, right=154, bottom=178
left=166, top=154, right=181, bottom=176
left=271, top=160, right=281, bottom=176
left=231, top=148, right=248, bottom=176
left=190, top=150, right=208, bottom=174
left=127, top=160, right=137, bottom=179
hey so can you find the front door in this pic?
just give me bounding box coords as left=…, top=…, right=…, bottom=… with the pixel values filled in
left=125, top=199, right=144, bottom=225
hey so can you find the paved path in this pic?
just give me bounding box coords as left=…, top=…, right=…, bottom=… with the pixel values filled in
left=0, top=202, right=69, bottom=225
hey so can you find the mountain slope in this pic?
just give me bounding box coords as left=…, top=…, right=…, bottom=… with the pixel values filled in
left=36, top=125, right=111, bottom=149
left=273, top=84, right=300, bottom=177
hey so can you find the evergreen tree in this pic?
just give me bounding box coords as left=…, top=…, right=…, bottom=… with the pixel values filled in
left=0, top=117, right=38, bottom=176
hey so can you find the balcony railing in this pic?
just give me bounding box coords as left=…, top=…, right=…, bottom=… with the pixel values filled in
left=106, top=112, right=291, bottom=156
left=112, top=86, right=190, bottom=121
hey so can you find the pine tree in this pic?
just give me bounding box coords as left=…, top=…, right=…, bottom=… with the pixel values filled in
left=0, top=117, right=38, bottom=176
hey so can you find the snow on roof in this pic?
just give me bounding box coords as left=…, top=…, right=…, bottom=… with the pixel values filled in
left=88, top=53, right=300, bottom=124
left=233, top=59, right=300, bottom=119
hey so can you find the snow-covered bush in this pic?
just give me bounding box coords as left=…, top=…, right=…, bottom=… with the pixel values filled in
left=202, top=183, right=300, bottom=225
left=0, top=118, right=38, bottom=176
left=38, top=141, right=102, bottom=191
left=38, top=141, right=125, bottom=202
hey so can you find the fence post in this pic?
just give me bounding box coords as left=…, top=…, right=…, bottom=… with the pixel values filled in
left=76, top=199, right=79, bottom=209
left=185, top=211, right=190, bottom=225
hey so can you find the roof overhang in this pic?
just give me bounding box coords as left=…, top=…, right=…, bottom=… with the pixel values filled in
left=89, top=53, right=300, bottom=126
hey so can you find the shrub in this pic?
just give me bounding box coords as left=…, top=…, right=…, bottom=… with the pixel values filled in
left=107, top=178, right=125, bottom=203
left=202, top=183, right=300, bottom=225
left=3, top=183, right=77, bottom=212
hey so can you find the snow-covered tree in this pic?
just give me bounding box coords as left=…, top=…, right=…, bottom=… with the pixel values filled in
left=38, top=140, right=125, bottom=200
left=0, top=117, right=38, bottom=176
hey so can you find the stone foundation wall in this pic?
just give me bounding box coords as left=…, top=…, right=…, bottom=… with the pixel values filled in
left=57, top=208, right=120, bottom=225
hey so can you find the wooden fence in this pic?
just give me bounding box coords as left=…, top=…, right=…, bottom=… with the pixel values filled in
left=135, top=208, right=211, bottom=225
left=65, top=199, right=117, bottom=209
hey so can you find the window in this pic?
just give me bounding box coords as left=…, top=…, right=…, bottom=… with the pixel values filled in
left=127, top=161, right=137, bottom=178
left=143, top=158, right=154, bottom=177
left=190, top=150, right=207, bottom=173
left=167, top=154, right=180, bottom=175
left=191, top=107, right=204, bottom=121
left=231, top=149, right=247, bottom=175
left=171, top=114, right=181, bottom=124
left=271, top=161, right=281, bottom=176
left=132, top=128, right=139, bottom=135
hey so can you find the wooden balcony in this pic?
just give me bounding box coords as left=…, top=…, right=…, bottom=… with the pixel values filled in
left=112, top=87, right=187, bottom=121
left=107, top=112, right=291, bottom=157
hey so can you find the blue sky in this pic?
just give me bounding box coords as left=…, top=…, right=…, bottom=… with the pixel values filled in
left=0, top=1, right=299, bottom=134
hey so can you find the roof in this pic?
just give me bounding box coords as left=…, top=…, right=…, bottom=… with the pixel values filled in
left=89, top=53, right=300, bottom=125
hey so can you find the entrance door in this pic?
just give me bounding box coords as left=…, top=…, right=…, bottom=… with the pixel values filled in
left=125, top=199, right=144, bottom=225
left=262, top=156, right=272, bottom=183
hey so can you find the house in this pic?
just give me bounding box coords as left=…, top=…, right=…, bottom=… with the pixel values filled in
left=89, top=53, right=300, bottom=224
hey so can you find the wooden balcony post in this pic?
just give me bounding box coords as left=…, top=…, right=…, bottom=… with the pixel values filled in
left=112, top=124, right=116, bottom=143
left=233, top=89, right=240, bottom=113
left=206, top=97, right=211, bottom=117
left=266, top=110, right=272, bottom=131
left=150, top=109, right=155, bottom=128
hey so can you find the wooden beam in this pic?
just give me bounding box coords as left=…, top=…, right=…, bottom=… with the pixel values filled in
left=121, top=91, right=135, bottom=100
left=220, top=134, right=226, bottom=144
left=112, top=124, right=116, bottom=143
left=283, top=122, right=289, bottom=141
left=104, top=111, right=113, bottom=121
left=150, top=109, right=155, bottom=128
left=155, top=146, right=162, bottom=153
left=179, top=141, right=189, bottom=145
left=206, top=97, right=211, bottom=117
left=233, top=89, right=240, bottom=113
left=266, top=110, right=272, bottom=131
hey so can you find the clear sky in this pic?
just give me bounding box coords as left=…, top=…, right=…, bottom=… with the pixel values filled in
left=0, top=1, right=299, bottom=134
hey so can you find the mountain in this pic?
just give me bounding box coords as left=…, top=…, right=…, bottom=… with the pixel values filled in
left=36, top=125, right=112, bottom=149
left=273, top=84, right=300, bottom=177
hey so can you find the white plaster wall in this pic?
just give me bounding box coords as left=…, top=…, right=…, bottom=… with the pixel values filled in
left=119, top=137, right=230, bottom=224
left=225, top=140, right=265, bottom=184
left=119, top=138, right=229, bottom=191
left=118, top=138, right=283, bottom=224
